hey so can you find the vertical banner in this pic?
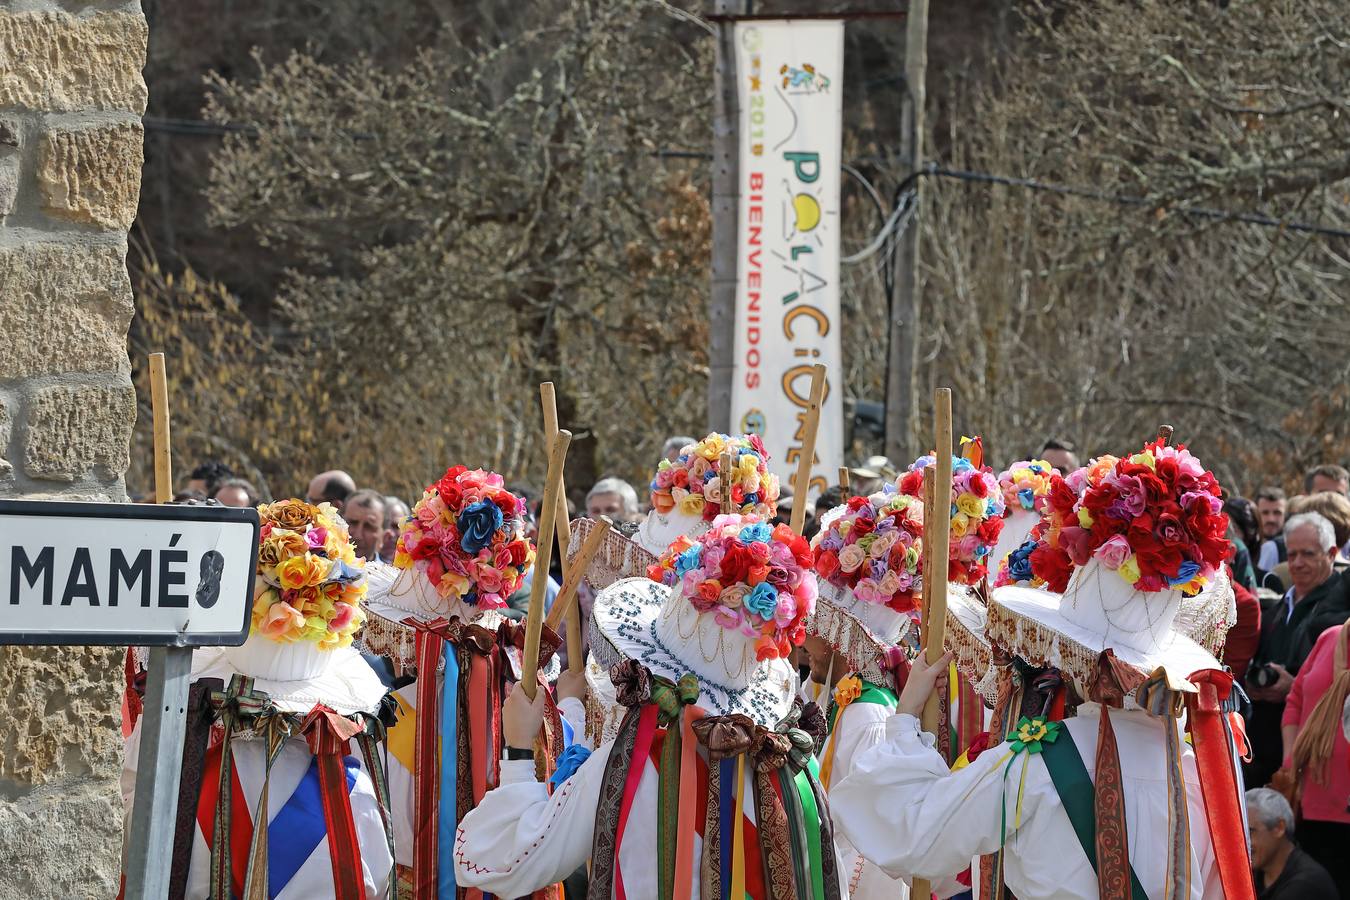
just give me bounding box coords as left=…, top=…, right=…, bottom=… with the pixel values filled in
left=730, top=19, right=844, bottom=502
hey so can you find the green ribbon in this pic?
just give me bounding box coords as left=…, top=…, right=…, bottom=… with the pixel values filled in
left=653, top=674, right=699, bottom=900
left=825, top=679, right=898, bottom=733
left=792, top=766, right=825, bottom=900
left=1040, top=723, right=1148, bottom=900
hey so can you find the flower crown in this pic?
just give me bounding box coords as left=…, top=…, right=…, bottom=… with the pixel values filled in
left=993, top=455, right=1118, bottom=588
left=650, top=433, right=780, bottom=522
left=897, top=444, right=1006, bottom=586
left=647, top=513, right=815, bottom=661
left=812, top=486, right=925, bottom=614
left=394, top=466, right=535, bottom=610
left=1029, top=440, right=1228, bottom=596
left=999, top=459, right=1055, bottom=513
left=253, top=499, right=367, bottom=648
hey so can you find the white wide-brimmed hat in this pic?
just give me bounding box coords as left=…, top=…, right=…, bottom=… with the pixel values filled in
left=192, top=640, right=387, bottom=716
left=808, top=580, right=914, bottom=686
left=589, top=576, right=798, bottom=726
left=988, top=559, right=1219, bottom=692
left=944, top=586, right=999, bottom=704
left=360, top=559, right=560, bottom=680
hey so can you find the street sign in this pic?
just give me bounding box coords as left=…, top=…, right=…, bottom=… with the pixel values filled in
left=0, top=499, right=260, bottom=647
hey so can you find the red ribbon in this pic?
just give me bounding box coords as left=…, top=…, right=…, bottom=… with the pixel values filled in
left=196, top=740, right=253, bottom=897
left=412, top=617, right=451, bottom=900
left=301, top=705, right=365, bottom=900
left=1185, top=669, right=1257, bottom=900
left=614, top=704, right=660, bottom=900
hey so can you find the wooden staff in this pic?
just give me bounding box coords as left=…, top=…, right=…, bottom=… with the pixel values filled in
left=912, top=387, right=953, bottom=900
left=789, top=364, right=828, bottom=535
left=719, top=450, right=736, bottom=514
left=150, top=353, right=173, bottom=503
left=522, top=429, right=571, bottom=700
left=838, top=466, right=850, bottom=497
left=544, top=515, right=613, bottom=635
left=540, top=383, right=585, bottom=673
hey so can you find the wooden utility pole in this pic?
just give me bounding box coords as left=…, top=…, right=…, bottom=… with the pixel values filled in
left=708, top=0, right=750, bottom=433
left=883, top=0, right=929, bottom=463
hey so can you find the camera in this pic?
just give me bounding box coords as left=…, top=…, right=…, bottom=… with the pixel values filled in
left=1248, top=663, right=1279, bottom=689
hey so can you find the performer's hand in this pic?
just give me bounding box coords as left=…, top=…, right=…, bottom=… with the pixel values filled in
left=503, top=680, right=546, bottom=749
left=556, top=669, right=588, bottom=704
left=897, top=650, right=952, bottom=719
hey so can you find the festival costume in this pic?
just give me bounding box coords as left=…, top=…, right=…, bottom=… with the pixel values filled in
left=357, top=468, right=567, bottom=900
left=831, top=439, right=1256, bottom=900
left=569, top=434, right=784, bottom=746
left=455, top=514, right=849, bottom=900
left=120, top=499, right=394, bottom=900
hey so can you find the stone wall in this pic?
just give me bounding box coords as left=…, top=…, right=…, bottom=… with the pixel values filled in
left=0, top=2, right=146, bottom=895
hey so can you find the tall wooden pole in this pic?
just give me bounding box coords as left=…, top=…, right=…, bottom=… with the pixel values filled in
left=790, top=364, right=828, bottom=534
left=150, top=353, right=173, bottom=503
left=125, top=353, right=192, bottom=899
left=539, top=383, right=583, bottom=672
left=912, top=385, right=952, bottom=900
left=522, top=430, right=571, bottom=700
left=708, top=0, right=750, bottom=432
left=883, top=0, right=929, bottom=463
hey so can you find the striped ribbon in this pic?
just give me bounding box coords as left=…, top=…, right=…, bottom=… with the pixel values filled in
left=412, top=618, right=450, bottom=899
left=354, top=706, right=397, bottom=900
left=300, top=704, right=366, bottom=900
left=241, top=711, right=296, bottom=900
left=207, top=675, right=271, bottom=900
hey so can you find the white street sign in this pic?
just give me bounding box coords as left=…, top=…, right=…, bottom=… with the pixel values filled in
left=0, top=499, right=259, bottom=646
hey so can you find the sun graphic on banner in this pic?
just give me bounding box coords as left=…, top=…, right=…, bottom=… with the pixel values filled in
left=781, top=181, right=836, bottom=245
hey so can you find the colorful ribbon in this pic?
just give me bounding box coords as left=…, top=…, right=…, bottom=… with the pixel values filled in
left=438, top=639, right=459, bottom=898
left=1185, top=669, right=1256, bottom=900
left=300, top=704, right=365, bottom=900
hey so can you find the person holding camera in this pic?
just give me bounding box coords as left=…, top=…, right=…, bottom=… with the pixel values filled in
left=1246, top=512, right=1350, bottom=788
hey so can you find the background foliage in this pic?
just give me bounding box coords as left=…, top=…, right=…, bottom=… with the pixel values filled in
left=127, top=0, right=1350, bottom=502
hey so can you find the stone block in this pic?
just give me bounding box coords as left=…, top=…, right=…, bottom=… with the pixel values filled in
left=0, top=645, right=122, bottom=787
left=37, top=120, right=143, bottom=230
left=23, top=382, right=135, bottom=481
left=0, top=394, right=10, bottom=473
left=0, top=783, right=121, bottom=898
left=0, top=117, right=17, bottom=221
left=0, top=10, right=148, bottom=114
left=0, top=242, right=133, bottom=380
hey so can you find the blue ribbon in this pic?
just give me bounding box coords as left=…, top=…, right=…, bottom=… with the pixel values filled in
left=438, top=641, right=459, bottom=898
left=267, top=755, right=360, bottom=897
left=719, top=757, right=735, bottom=893
left=561, top=714, right=575, bottom=748
left=547, top=744, right=592, bottom=790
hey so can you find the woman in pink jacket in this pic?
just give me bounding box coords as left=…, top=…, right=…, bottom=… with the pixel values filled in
left=1282, top=623, right=1350, bottom=897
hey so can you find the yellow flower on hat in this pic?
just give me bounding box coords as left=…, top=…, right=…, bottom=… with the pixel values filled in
left=956, top=493, right=986, bottom=519
left=1077, top=507, right=1094, bottom=529
left=1118, top=555, right=1141, bottom=585
left=697, top=434, right=727, bottom=461
left=950, top=512, right=971, bottom=538
left=677, top=493, right=706, bottom=517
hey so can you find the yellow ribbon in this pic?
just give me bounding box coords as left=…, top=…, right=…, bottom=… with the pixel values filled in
left=731, top=754, right=747, bottom=900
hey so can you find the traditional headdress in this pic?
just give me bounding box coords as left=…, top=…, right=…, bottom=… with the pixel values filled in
left=164, top=499, right=393, bottom=900
left=357, top=467, right=564, bottom=900
left=584, top=514, right=840, bottom=900
left=982, top=439, right=1251, bottom=900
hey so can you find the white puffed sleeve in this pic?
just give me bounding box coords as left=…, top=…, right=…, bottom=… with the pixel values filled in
left=453, top=742, right=611, bottom=896
left=830, top=713, right=1049, bottom=883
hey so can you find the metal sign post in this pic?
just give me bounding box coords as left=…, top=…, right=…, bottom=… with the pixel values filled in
left=124, top=644, right=193, bottom=898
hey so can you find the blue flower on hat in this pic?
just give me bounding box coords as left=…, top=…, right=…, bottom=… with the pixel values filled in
left=745, top=582, right=780, bottom=619
left=675, top=544, right=703, bottom=576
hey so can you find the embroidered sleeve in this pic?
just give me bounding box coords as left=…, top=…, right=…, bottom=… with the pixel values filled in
left=830, top=713, right=1042, bottom=882
left=454, top=740, right=611, bottom=896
